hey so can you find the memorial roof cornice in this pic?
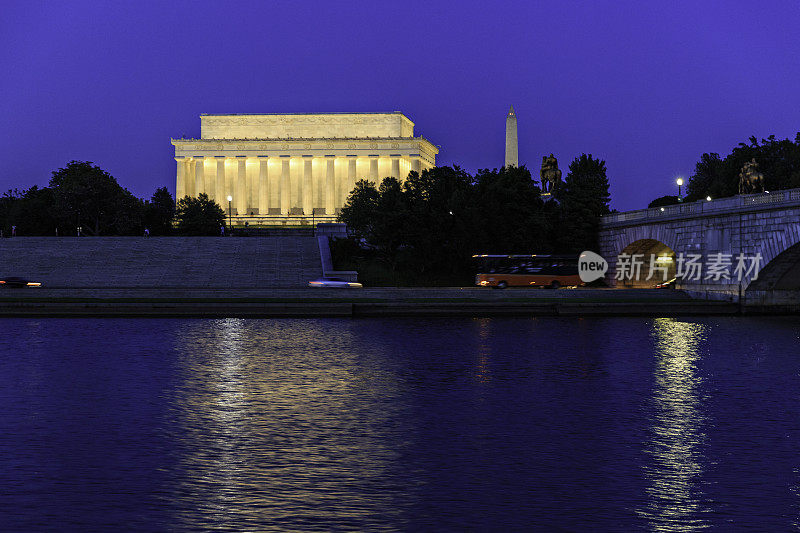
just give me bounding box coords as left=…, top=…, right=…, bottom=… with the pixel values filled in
left=199, top=111, right=407, bottom=116
left=172, top=136, right=431, bottom=141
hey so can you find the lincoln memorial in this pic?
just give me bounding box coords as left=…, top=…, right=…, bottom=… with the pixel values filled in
left=172, top=112, right=439, bottom=221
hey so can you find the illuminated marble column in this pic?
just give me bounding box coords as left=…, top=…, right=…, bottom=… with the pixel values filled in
left=215, top=157, right=226, bottom=204
left=268, top=161, right=279, bottom=213
left=246, top=158, right=257, bottom=213
left=194, top=156, right=204, bottom=197
left=205, top=162, right=214, bottom=199
left=348, top=156, right=357, bottom=196
left=325, top=156, right=335, bottom=215
left=258, top=156, right=269, bottom=215
left=391, top=157, right=400, bottom=179
left=281, top=158, right=290, bottom=215
left=186, top=159, right=194, bottom=197
left=411, top=156, right=422, bottom=174
left=175, top=157, right=186, bottom=200
left=302, top=156, right=313, bottom=215
left=236, top=156, right=247, bottom=215
left=369, top=156, right=379, bottom=182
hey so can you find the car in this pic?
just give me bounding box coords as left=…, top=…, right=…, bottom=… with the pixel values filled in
left=0, top=277, right=42, bottom=288
left=655, top=278, right=677, bottom=289
left=308, top=277, right=362, bottom=288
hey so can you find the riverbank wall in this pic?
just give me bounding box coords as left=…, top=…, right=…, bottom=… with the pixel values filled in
left=1, top=237, right=789, bottom=317
left=0, top=287, right=739, bottom=317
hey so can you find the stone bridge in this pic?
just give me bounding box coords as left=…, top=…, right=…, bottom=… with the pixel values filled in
left=599, top=188, right=800, bottom=306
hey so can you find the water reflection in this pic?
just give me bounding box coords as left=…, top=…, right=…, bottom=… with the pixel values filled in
left=6, top=317, right=800, bottom=530
left=167, top=319, right=413, bottom=530
left=473, top=318, right=492, bottom=383
left=639, top=318, right=710, bottom=531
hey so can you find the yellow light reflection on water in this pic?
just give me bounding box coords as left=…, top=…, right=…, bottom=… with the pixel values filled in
left=168, top=319, right=412, bottom=529
left=638, top=318, right=710, bottom=532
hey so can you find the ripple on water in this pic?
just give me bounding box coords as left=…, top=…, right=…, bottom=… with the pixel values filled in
left=1, top=317, right=800, bottom=530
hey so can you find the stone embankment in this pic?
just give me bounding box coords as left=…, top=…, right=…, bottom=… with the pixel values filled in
left=0, top=286, right=737, bottom=317
left=0, top=236, right=744, bottom=317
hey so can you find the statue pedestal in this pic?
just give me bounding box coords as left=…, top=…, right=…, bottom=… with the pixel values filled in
left=541, top=192, right=558, bottom=203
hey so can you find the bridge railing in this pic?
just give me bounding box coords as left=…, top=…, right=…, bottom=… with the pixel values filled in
left=602, top=188, right=800, bottom=224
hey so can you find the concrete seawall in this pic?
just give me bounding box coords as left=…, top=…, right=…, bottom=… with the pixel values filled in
left=0, top=286, right=739, bottom=317
left=0, top=301, right=738, bottom=318
left=0, top=237, right=756, bottom=317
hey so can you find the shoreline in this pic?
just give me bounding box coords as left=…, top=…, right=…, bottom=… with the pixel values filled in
left=0, top=287, right=747, bottom=317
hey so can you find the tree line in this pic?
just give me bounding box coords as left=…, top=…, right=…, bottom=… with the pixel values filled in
left=336, top=154, right=611, bottom=285
left=1, top=157, right=612, bottom=263
left=0, top=161, right=225, bottom=236
left=649, top=133, right=800, bottom=207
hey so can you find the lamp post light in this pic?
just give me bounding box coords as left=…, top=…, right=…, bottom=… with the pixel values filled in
left=227, top=195, right=233, bottom=232
left=676, top=177, right=684, bottom=199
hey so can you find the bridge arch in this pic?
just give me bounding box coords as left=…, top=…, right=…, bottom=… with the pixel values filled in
left=747, top=239, right=800, bottom=291
left=617, top=238, right=677, bottom=288
left=603, top=225, right=681, bottom=287
left=608, top=225, right=680, bottom=260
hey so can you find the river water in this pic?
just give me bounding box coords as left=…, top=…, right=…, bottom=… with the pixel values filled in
left=1, top=317, right=799, bottom=531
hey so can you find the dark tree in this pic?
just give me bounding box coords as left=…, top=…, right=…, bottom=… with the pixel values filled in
left=401, top=166, right=475, bottom=273
left=371, top=177, right=408, bottom=262
left=114, top=192, right=146, bottom=236
left=49, top=160, right=143, bottom=235
left=472, top=165, right=549, bottom=254
left=335, top=162, right=614, bottom=284
left=339, top=179, right=380, bottom=241
left=8, top=186, right=59, bottom=235
left=685, top=152, right=726, bottom=200
left=175, top=193, right=225, bottom=235
left=0, top=189, right=21, bottom=235
left=648, top=195, right=681, bottom=208
left=145, top=187, right=176, bottom=235
left=555, top=154, right=611, bottom=253
left=685, top=134, right=800, bottom=200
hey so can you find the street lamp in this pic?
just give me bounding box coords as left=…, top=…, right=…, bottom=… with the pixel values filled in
left=676, top=177, right=684, bottom=199
left=227, top=195, right=233, bottom=232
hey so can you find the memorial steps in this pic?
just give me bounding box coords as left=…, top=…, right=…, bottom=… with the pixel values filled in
left=0, top=236, right=322, bottom=289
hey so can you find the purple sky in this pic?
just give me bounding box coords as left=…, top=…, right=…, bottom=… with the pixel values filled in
left=3, top=1, right=799, bottom=211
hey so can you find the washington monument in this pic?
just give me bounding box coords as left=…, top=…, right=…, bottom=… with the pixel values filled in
left=505, top=105, right=518, bottom=167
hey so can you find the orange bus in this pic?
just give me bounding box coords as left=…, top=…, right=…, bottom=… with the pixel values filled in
left=473, top=254, right=584, bottom=289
